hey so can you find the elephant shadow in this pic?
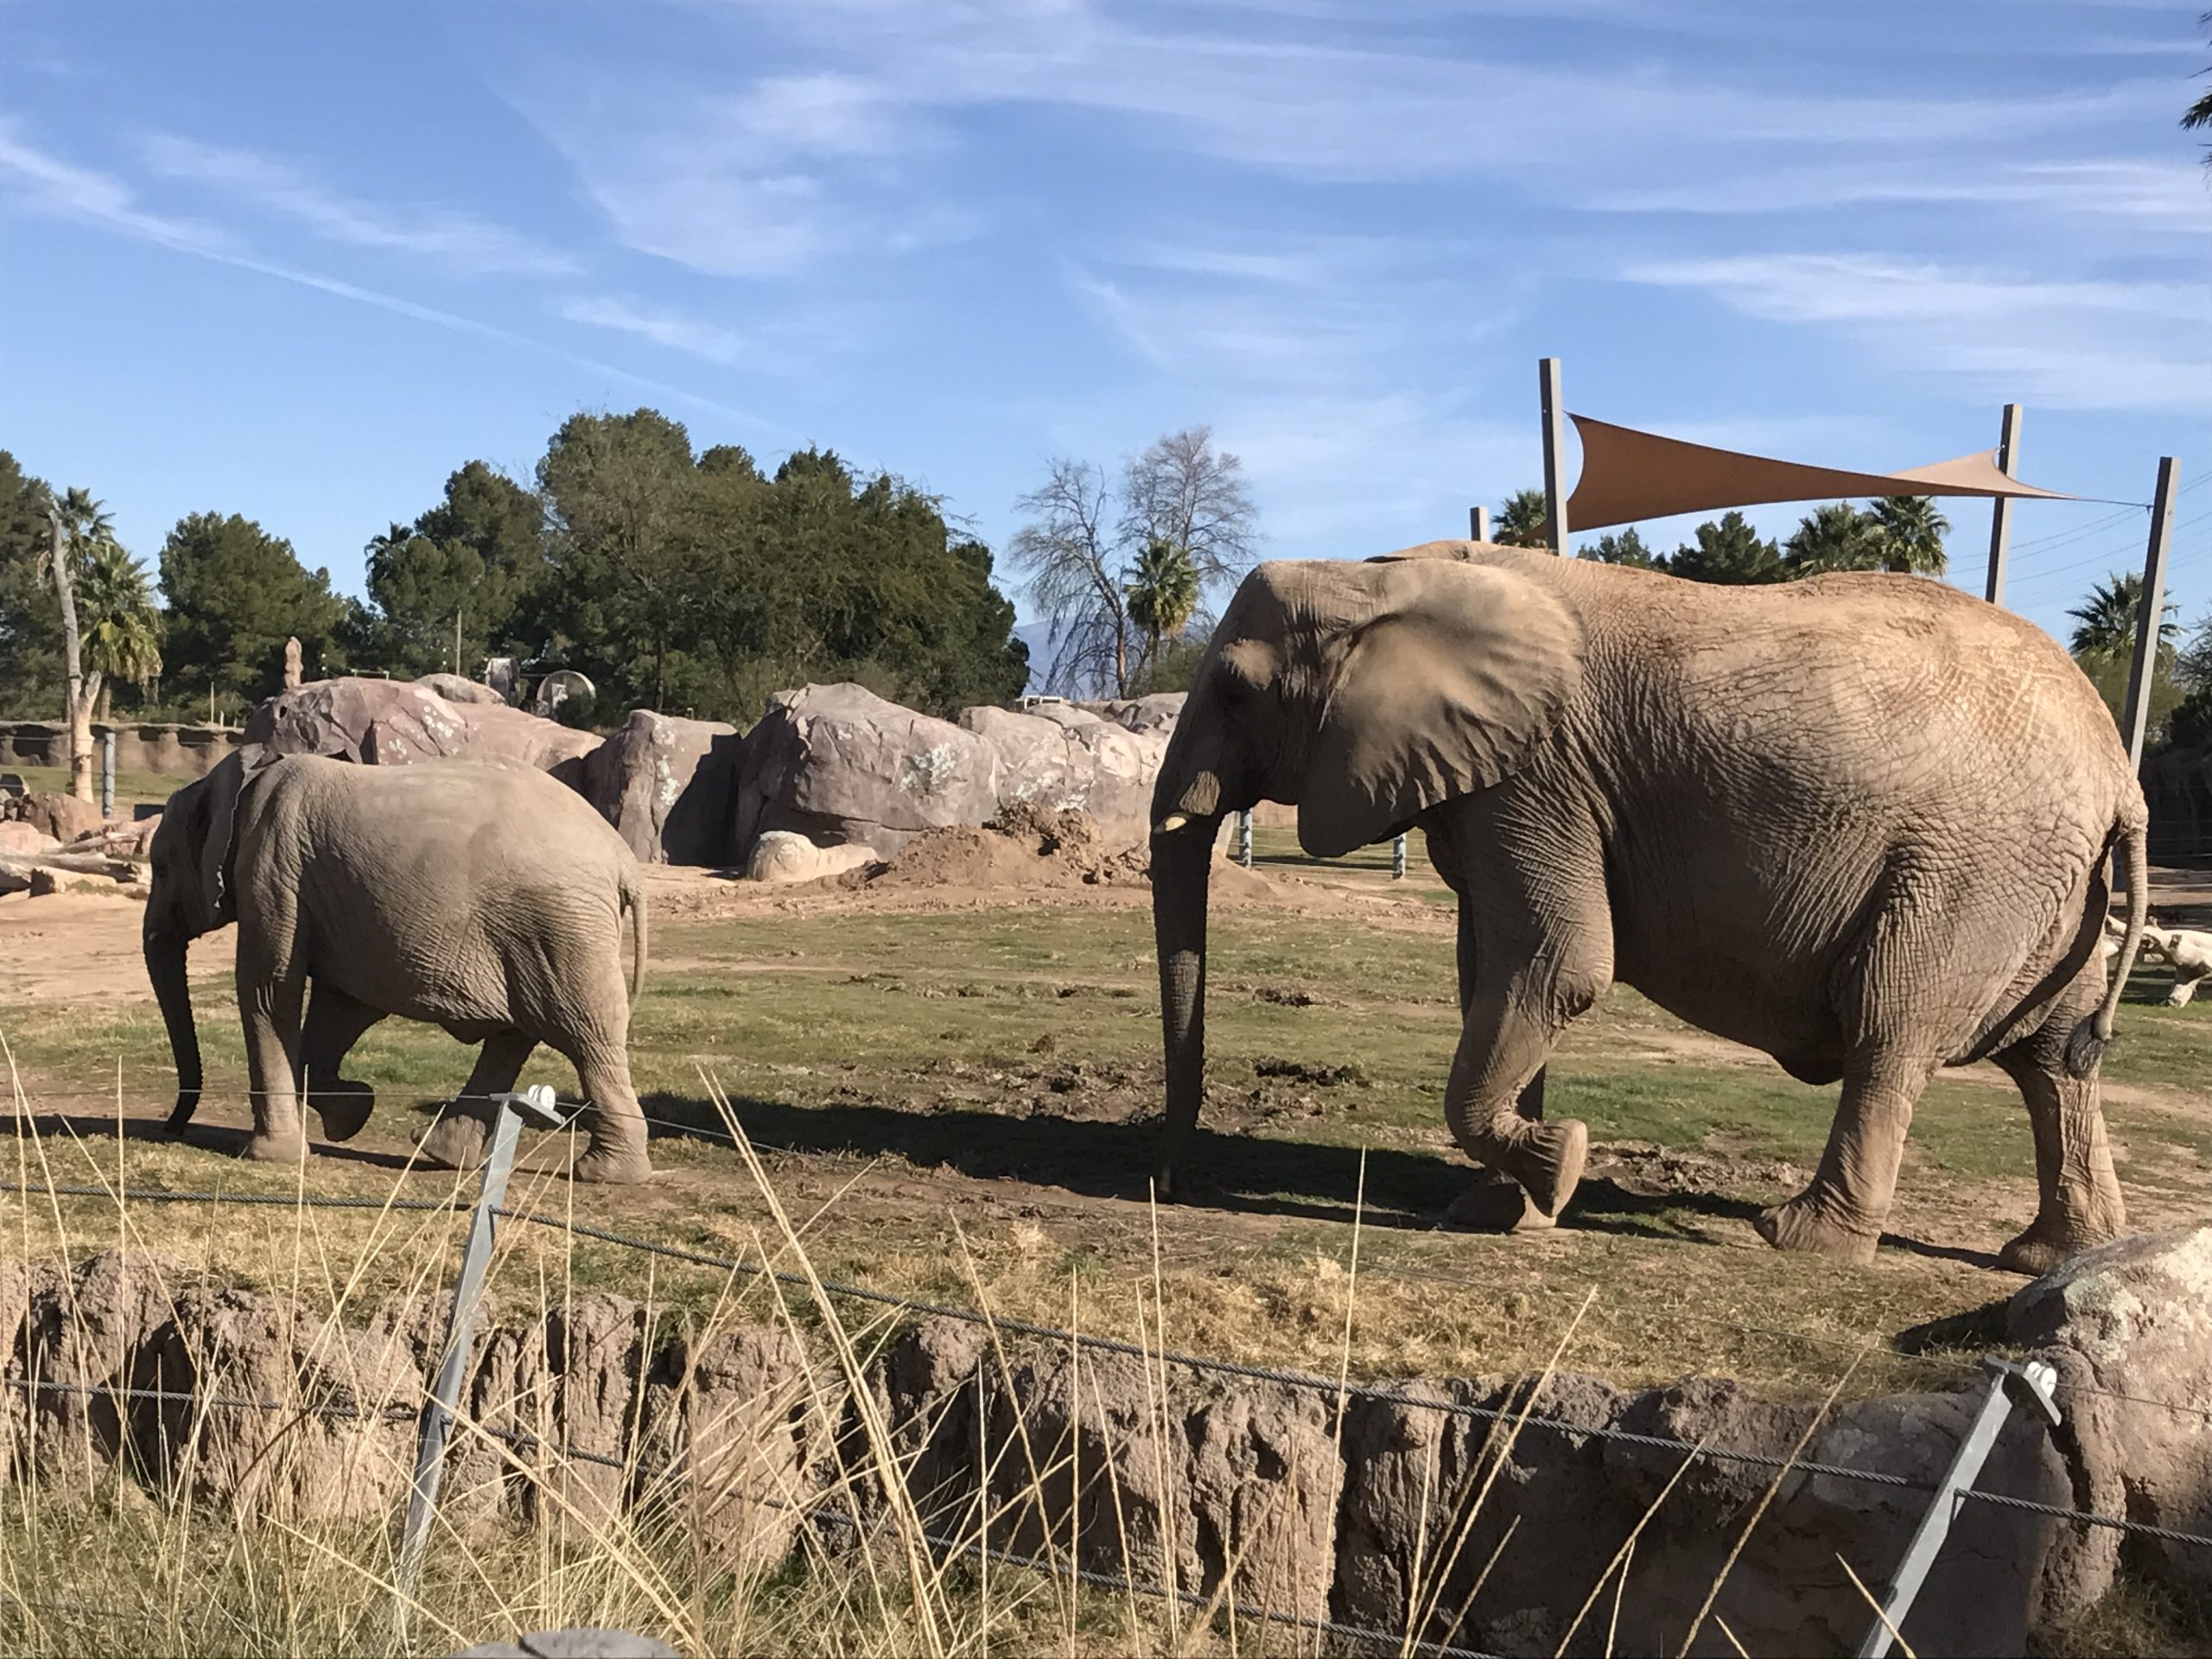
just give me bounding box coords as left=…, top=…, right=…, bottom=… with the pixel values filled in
left=0, top=1110, right=428, bottom=1175
left=632, top=1090, right=1957, bottom=1255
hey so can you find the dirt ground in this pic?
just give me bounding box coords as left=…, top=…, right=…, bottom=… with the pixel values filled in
left=2, top=831, right=2206, bottom=1402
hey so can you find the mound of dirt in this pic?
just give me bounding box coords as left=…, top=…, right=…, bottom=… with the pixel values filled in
left=817, top=804, right=1278, bottom=901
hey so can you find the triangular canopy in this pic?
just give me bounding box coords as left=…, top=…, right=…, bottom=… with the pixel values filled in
left=1562, top=415, right=2073, bottom=531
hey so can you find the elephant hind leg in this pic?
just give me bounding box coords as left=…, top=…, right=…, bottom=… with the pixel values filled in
left=298, top=985, right=385, bottom=1143
left=414, top=1033, right=537, bottom=1173
left=563, top=1040, right=652, bottom=1185
left=1754, top=1051, right=1933, bottom=1263
left=1992, top=967, right=2126, bottom=1275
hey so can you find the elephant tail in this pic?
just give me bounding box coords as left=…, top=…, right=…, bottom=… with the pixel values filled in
left=2067, top=806, right=2149, bottom=1078
left=622, top=868, right=649, bottom=1010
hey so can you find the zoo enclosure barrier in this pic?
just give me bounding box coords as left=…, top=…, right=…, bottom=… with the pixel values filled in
left=3, top=1089, right=2210, bottom=1654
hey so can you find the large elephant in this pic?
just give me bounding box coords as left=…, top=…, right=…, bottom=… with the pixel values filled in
left=144, top=749, right=654, bottom=1182
left=1149, top=542, right=2150, bottom=1273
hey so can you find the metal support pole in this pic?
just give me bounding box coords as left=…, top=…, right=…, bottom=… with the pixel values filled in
left=99, top=730, right=115, bottom=821
left=1538, top=358, right=1569, bottom=555
left=1855, top=1357, right=2061, bottom=1659
left=1469, top=505, right=1491, bottom=543
left=2119, top=457, right=2180, bottom=770
left=1236, top=810, right=1253, bottom=868
left=1982, top=404, right=2023, bottom=607
left=394, top=1084, right=566, bottom=1633
left=1391, top=834, right=1408, bottom=880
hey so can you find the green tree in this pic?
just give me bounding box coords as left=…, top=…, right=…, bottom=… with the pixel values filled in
left=1782, top=502, right=1881, bottom=575
left=1124, top=538, right=1202, bottom=680
left=160, top=512, right=352, bottom=710
left=2067, top=572, right=2177, bottom=658
left=2069, top=572, right=2184, bottom=747
left=0, top=450, right=61, bottom=717
left=1863, top=496, right=1948, bottom=575
left=73, top=538, right=163, bottom=721
left=1578, top=528, right=1656, bottom=567
left=1492, top=488, right=1551, bottom=550
left=1669, top=512, right=1784, bottom=584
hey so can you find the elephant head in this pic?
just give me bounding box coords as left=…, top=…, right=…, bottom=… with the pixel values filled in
left=144, top=746, right=268, bottom=1132
left=1148, top=549, right=1585, bottom=1193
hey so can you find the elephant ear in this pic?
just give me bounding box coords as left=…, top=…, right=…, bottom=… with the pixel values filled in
left=1297, top=561, right=1585, bottom=858
left=200, top=746, right=276, bottom=927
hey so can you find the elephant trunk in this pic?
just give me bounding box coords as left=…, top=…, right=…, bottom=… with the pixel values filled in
left=1152, top=813, right=1221, bottom=1198
left=145, top=931, right=203, bottom=1133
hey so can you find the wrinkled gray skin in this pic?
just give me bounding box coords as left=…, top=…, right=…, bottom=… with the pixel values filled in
left=144, top=750, right=653, bottom=1182
left=1151, top=543, right=2150, bottom=1273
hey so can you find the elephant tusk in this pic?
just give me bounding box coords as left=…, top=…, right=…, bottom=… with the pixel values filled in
left=1156, top=814, right=1190, bottom=834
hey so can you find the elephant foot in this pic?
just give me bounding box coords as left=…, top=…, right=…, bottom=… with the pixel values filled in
left=245, top=1130, right=308, bottom=1165
left=1442, top=1174, right=1557, bottom=1235
left=1753, top=1192, right=1878, bottom=1263
left=1496, top=1119, right=1587, bottom=1221
left=572, top=1142, right=653, bottom=1185
left=414, top=1108, right=492, bottom=1172
left=1997, top=1207, right=2123, bottom=1277
left=309, top=1081, right=375, bottom=1143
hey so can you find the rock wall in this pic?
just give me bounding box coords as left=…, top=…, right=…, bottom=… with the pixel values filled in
left=8, top=1232, right=2208, bottom=1652
left=0, top=721, right=242, bottom=780
left=581, top=710, right=744, bottom=866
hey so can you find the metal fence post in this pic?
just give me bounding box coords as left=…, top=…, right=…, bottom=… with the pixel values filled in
left=1854, top=1356, right=2060, bottom=1659
left=1236, top=810, right=1254, bottom=868
left=100, top=730, right=115, bottom=821
left=1391, top=834, right=1408, bottom=880
left=393, top=1084, right=565, bottom=1634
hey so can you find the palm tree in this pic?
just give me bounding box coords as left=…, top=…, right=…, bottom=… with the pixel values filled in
left=1863, top=496, right=1948, bottom=575
left=1124, top=538, right=1200, bottom=678
left=35, top=486, right=118, bottom=800
left=2068, top=572, right=2179, bottom=659
left=1492, top=488, right=1551, bottom=550
left=74, top=539, right=164, bottom=722
left=1782, top=502, right=1880, bottom=575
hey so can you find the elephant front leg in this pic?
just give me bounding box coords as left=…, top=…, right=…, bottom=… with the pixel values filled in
left=1755, top=1055, right=1933, bottom=1263
left=238, top=959, right=308, bottom=1165
left=1441, top=995, right=1587, bottom=1229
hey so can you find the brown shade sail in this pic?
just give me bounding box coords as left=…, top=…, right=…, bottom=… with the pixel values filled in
left=1562, top=415, right=2074, bottom=532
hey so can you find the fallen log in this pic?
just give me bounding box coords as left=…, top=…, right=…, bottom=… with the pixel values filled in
left=0, top=851, right=136, bottom=894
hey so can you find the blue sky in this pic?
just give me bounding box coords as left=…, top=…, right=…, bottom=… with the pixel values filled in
left=2, top=0, right=2207, bottom=657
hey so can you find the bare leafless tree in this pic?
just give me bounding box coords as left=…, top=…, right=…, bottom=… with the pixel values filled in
left=1118, top=426, right=1259, bottom=597
left=1009, top=429, right=1261, bottom=697
left=1007, top=458, right=1132, bottom=696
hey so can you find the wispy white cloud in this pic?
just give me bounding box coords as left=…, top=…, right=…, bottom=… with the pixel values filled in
left=140, top=136, right=575, bottom=277
left=1624, top=252, right=2212, bottom=412
left=0, top=118, right=791, bottom=435
left=555, top=295, right=749, bottom=364
left=0, top=115, right=224, bottom=252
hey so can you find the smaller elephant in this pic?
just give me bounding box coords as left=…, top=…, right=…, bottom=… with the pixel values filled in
left=144, top=748, right=653, bottom=1181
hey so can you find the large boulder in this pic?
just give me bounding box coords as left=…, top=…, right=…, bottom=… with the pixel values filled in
left=414, top=671, right=509, bottom=707
left=7, top=791, right=106, bottom=844
left=582, top=710, right=743, bottom=866
left=731, top=683, right=1004, bottom=860
left=729, top=683, right=1176, bottom=863
left=2009, top=1226, right=2212, bottom=1605
left=0, top=821, right=61, bottom=857
left=246, top=678, right=601, bottom=783
left=744, top=830, right=878, bottom=884
left=1076, top=692, right=1185, bottom=734
left=957, top=704, right=1163, bottom=832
